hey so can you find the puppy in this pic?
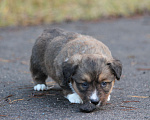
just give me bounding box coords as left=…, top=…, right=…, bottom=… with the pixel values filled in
left=30, top=28, right=122, bottom=110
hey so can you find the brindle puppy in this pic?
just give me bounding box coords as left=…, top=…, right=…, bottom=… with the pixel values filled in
left=30, top=28, right=122, bottom=112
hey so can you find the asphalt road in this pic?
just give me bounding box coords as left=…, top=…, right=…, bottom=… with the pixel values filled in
left=0, top=16, right=150, bottom=120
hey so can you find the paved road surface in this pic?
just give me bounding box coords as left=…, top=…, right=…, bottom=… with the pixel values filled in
left=0, top=16, right=150, bottom=120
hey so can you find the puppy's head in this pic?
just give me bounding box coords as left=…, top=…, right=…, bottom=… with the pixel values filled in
left=63, top=54, right=122, bottom=106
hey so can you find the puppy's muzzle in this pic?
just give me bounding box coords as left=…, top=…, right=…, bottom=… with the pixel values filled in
left=90, top=89, right=100, bottom=105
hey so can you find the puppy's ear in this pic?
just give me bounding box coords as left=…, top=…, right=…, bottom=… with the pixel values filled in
left=62, top=62, right=78, bottom=85
left=62, top=54, right=82, bottom=88
left=107, top=59, right=122, bottom=80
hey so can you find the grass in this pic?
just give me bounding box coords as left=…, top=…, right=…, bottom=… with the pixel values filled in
left=0, top=0, right=150, bottom=27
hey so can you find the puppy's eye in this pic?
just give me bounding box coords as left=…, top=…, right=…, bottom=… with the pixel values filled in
left=101, top=82, right=107, bottom=88
left=82, top=82, right=89, bottom=88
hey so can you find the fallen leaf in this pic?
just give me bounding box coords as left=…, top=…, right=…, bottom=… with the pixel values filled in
left=0, top=115, right=7, bottom=117
left=29, top=92, right=55, bottom=98
left=113, top=88, right=124, bottom=90
left=0, top=58, right=12, bottom=63
left=18, top=86, right=32, bottom=89
left=120, top=106, right=137, bottom=109
left=31, top=93, right=45, bottom=97
left=131, top=61, right=137, bottom=66
left=137, top=68, right=150, bottom=71
left=19, top=70, right=30, bottom=74
left=122, top=101, right=140, bottom=103
left=127, top=55, right=135, bottom=59
left=46, top=94, right=55, bottom=96
left=47, top=81, right=57, bottom=85
left=21, top=61, right=29, bottom=65
left=121, top=108, right=138, bottom=111
left=4, top=94, right=14, bottom=99
left=120, top=106, right=130, bottom=108
left=9, top=99, right=24, bottom=104
left=0, top=94, right=14, bottom=102
left=128, top=95, right=149, bottom=98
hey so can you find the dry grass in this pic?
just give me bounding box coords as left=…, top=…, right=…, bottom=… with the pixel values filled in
left=0, top=0, right=150, bottom=27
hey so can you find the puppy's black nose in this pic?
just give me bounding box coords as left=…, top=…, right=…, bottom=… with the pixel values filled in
left=90, top=99, right=99, bottom=105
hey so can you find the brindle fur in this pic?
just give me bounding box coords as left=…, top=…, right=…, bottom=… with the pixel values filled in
left=30, top=28, right=122, bottom=105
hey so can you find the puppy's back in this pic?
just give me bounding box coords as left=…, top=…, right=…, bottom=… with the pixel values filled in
left=30, top=28, right=78, bottom=77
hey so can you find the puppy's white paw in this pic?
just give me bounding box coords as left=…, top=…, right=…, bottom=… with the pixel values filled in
left=34, top=84, right=47, bottom=91
left=107, top=95, right=111, bottom=101
left=66, top=93, right=83, bottom=104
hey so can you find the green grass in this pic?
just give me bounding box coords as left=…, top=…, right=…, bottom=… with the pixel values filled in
left=0, top=0, right=150, bottom=27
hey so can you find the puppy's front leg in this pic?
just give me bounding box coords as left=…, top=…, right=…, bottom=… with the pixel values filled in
left=34, top=84, right=48, bottom=91
left=66, top=93, right=83, bottom=104
left=63, top=89, right=83, bottom=104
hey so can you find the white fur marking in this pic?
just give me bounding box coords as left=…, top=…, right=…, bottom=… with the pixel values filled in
left=66, top=93, right=83, bottom=104
left=34, top=84, right=47, bottom=91
left=82, top=50, right=85, bottom=53
left=65, top=58, right=69, bottom=62
left=90, top=89, right=99, bottom=100
left=69, top=83, right=76, bottom=93
left=107, top=95, right=111, bottom=101
left=97, top=101, right=101, bottom=106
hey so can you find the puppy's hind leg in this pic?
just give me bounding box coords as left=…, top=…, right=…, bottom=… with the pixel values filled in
left=30, top=62, right=48, bottom=91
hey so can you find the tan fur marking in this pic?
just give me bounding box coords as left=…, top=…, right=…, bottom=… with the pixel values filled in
left=71, top=54, right=82, bottom=62
left=99, top=73, right=109, bottom=82
left=109, top=80, right=115, bottom=94
left=98, top=68, right=113, bottom=82
left=82, top=74, right=91, bottom=82
left=72, top=81, right=82, bottom=100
